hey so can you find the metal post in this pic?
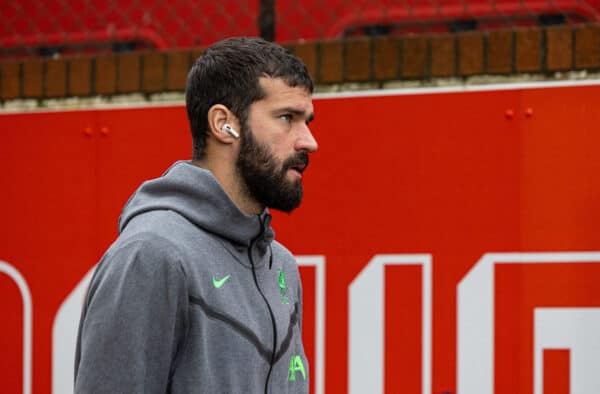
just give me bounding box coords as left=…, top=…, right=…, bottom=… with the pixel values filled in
left=258, top=0, right=275, bottom=41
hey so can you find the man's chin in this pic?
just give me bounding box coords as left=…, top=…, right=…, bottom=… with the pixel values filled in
left=268, top=186, right=303, bottom=213
left=271, top=201, right=301, bottom=213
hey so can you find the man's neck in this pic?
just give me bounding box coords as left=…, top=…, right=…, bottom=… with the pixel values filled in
left=192, top=159, right=263, bottom=216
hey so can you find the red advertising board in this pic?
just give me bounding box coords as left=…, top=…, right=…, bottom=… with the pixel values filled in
left=1, top=81, right=600, bottom=394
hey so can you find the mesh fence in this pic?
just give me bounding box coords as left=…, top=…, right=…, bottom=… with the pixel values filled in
left=2, top=0, right=600, bottom=58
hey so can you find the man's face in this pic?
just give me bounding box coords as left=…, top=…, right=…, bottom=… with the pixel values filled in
left=236, top=77, right=318, bottom=212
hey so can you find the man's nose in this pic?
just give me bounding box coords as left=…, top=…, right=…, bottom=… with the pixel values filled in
left=295, top=124, right=318, bottom=153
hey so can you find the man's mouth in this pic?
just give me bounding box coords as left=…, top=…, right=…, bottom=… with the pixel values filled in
left=289, top=163, right=306, bottom=174
left=285, top=154, right=309, bottom=177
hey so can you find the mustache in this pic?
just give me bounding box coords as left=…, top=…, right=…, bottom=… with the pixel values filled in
left=283, top=152, right=309, bottom=170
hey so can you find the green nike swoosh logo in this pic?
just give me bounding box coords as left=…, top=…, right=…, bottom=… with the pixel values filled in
left=212, top=274, right=231, bottom=289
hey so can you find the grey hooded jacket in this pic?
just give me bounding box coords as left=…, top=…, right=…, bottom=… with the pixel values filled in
left=74, top=161, right=309, bottom=394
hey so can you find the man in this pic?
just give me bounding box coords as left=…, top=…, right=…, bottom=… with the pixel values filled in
left=74, top=37, right=318, bottom=394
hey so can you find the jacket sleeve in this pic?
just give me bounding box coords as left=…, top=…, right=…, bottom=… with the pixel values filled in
left=75, top=235, right=189, bottom=394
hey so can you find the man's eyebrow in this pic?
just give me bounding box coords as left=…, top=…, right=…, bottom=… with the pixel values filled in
left=276, top=107, right=315, bottom=122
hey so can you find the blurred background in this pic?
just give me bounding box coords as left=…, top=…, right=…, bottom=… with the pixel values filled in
left=2, top=0, right=600, bottom=103
left=1, top=0, right=599, bottom=58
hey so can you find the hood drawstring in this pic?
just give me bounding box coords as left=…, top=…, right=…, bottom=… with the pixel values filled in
left=251, top=213, right=273, bottom=269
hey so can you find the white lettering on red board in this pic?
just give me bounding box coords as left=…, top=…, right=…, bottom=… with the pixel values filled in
left=5, top=253, right=600, bottom=394
left=457, top=252, right=600, bottom=394
left=0, top=260, right=32, bottom=394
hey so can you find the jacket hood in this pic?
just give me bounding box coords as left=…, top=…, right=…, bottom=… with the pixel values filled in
left=118, top=161, right=274, bottom=248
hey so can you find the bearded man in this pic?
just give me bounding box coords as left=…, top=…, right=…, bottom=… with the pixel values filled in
left=74, top=37, right=318, bottom=394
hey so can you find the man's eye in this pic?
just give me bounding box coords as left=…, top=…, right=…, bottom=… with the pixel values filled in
left=280, top=114, right=292, bottom=122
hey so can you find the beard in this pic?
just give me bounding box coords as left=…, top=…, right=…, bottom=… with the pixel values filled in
left=236, top=125, right=309, bottom=213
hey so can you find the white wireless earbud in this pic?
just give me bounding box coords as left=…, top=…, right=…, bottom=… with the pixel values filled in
left=222, top=124, right=240, bottom=139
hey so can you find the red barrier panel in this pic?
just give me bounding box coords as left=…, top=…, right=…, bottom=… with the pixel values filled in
left=1, top=82, right=600, bottom=394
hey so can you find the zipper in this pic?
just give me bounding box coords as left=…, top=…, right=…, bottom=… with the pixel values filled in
left=248, top=216, right=278, bottom=394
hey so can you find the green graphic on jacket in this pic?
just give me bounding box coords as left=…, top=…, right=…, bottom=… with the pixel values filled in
left=288, top=355, right=306, bottom=381
left=278, top=269, right=289, bottom=304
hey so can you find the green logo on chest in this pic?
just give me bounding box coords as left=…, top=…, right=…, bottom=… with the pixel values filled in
left=212, top=274, right=231, bottom=289
left=278, top=269, right=289, bottom=304
left=288, top=355, right=306, bottom=381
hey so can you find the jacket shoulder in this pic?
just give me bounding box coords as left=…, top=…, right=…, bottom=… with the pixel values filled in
left=270, top=240, right=296, bottom=266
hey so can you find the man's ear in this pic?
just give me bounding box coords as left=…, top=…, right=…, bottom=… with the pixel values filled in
left=207, top=104, right=240, bottom=143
